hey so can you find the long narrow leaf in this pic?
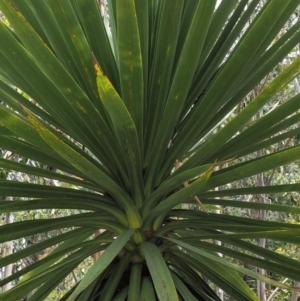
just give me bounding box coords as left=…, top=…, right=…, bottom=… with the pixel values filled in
left=67, top=228, right=135, bottom=300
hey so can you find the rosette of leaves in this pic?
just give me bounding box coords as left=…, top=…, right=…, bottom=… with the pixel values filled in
left=1, top=1, right=300, bottom=300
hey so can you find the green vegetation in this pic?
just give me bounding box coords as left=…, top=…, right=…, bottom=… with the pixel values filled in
left=1, top=1, right=300, bottom=300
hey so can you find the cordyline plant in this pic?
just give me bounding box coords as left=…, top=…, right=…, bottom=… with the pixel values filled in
left=1, top=0, right=300, bottom=300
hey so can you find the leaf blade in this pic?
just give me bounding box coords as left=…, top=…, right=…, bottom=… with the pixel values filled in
left=141, top=242, right=178, bottom=301
left=68, top=228, right=135, bottom=301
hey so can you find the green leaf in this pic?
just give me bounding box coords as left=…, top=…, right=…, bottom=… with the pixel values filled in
left=144, top=0, right=184, bottom=167
left=94, top=57, right=144, bottom=206
left=0, top=228, right=94, bottom=269
left=67, top=228, right=135, bottom=301
left=144, top=163, right=214, bottom=230
left=140, top=277, right=157, bottom=301
left=0, top=243, right=101, bottom=301
left=141, top=242, right=178, bottom=301
left=166, top=0, right=299, bottom=171
left=145, top=0, right=216, bottom=192
left=1, top=1, right=300, bottom=300
left=182, top=54, right=300, bottom=169
left=75, top=0, right=120, bottom=91
left=18, top=229, right=98, bottom=285
left=128, top=263, right=143, bottom=301
left=117, top=0, right=144, bottom=146
left=174, top=251, right=260, bottom=301
left=0, top=213, right=122, bottom=243
left=171, top=272, right=198, bottom=301
left=167, top=237, right=298, bottom=289
left=205, top=145, right=300, bottom=189
left=23, top=109, right=142, bottom=226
